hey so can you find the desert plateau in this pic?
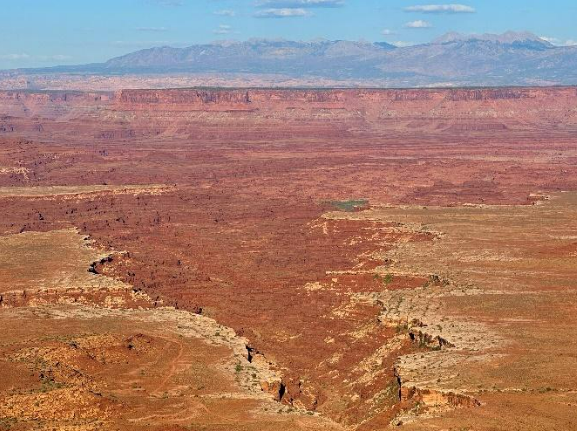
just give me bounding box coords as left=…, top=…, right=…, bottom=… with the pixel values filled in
left=0, top=85, right=576, bottom=430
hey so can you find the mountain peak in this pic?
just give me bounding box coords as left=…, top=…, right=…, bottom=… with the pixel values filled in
left=434, top=31, right=551, bottom=46
left=88, top=35, right=577, bottom=87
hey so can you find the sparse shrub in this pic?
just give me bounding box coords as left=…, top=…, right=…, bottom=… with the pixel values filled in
left=327, top=199, right=369, bottom=212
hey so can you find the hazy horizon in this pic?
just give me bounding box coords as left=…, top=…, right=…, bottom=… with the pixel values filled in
left=1, top=0, right=576, bottom=69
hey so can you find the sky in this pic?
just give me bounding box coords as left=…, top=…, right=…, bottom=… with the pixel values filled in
left=1, top=0, right=576, bottom=69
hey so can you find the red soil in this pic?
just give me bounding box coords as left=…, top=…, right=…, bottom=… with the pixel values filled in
left=1, top=87, right=577, bottom=425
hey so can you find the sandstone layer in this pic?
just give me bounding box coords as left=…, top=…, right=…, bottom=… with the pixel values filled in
left=1, top=87, right=577, bottom=430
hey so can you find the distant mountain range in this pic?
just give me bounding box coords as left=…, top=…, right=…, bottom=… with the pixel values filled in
left=4, top=32, right=577, bottom=87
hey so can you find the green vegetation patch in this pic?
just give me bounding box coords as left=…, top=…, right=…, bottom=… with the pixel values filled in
left=328, top=199, right=369, bottom=212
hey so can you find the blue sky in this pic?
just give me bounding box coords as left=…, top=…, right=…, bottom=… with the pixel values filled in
left=1, top=0, right=576, bottom=69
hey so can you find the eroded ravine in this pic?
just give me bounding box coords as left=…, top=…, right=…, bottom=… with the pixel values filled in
left=0, top=228, right=342, bottom=431
left=2, top=86, right=577, bottom=430
left=323, top=192, right=577, bottom=427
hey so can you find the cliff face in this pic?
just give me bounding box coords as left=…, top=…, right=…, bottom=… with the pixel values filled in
left=445, top=88, right=534, bottom=101
left=0, top=91, right=112, bottom=119
left=0, top=91, right=111, bottom=105
left=114, top=89, right=349, bottom=111
left=110, top=87, right=577, bottom=130
left=1, top=87, right=576, bottom=139
left=117, top=89, right=252, bottom=107
left=1, top=86, right=575, bottom=115
left=113, top=87, right=577, bottom=112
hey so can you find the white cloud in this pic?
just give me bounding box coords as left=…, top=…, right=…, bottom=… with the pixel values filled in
left=45, top=55, right=72, bottom=61
left=254, top=8, right=311, bottom=18
left=214, top=9, right=236, bottom=16
left=381, top=29, right=396, bottom=35
left=253, top=0, right=339, bottom=20
left=405, top=20, right=433, bottom=28
left=405, top=4, right=475, bottom=13
left=136, top=27, right=168, bottom=32
left=0, top=53, right=72, bottom=63
left=0, top=53, right=31, bottom=60
left=213, top=24, right=232, bottom=35
left=255, top=0, right=343, bottom=7
left=565, top=40, right=577, bottom=46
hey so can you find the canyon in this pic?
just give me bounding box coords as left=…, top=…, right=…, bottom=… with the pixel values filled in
left=0, top=86, right=577, bottom=430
